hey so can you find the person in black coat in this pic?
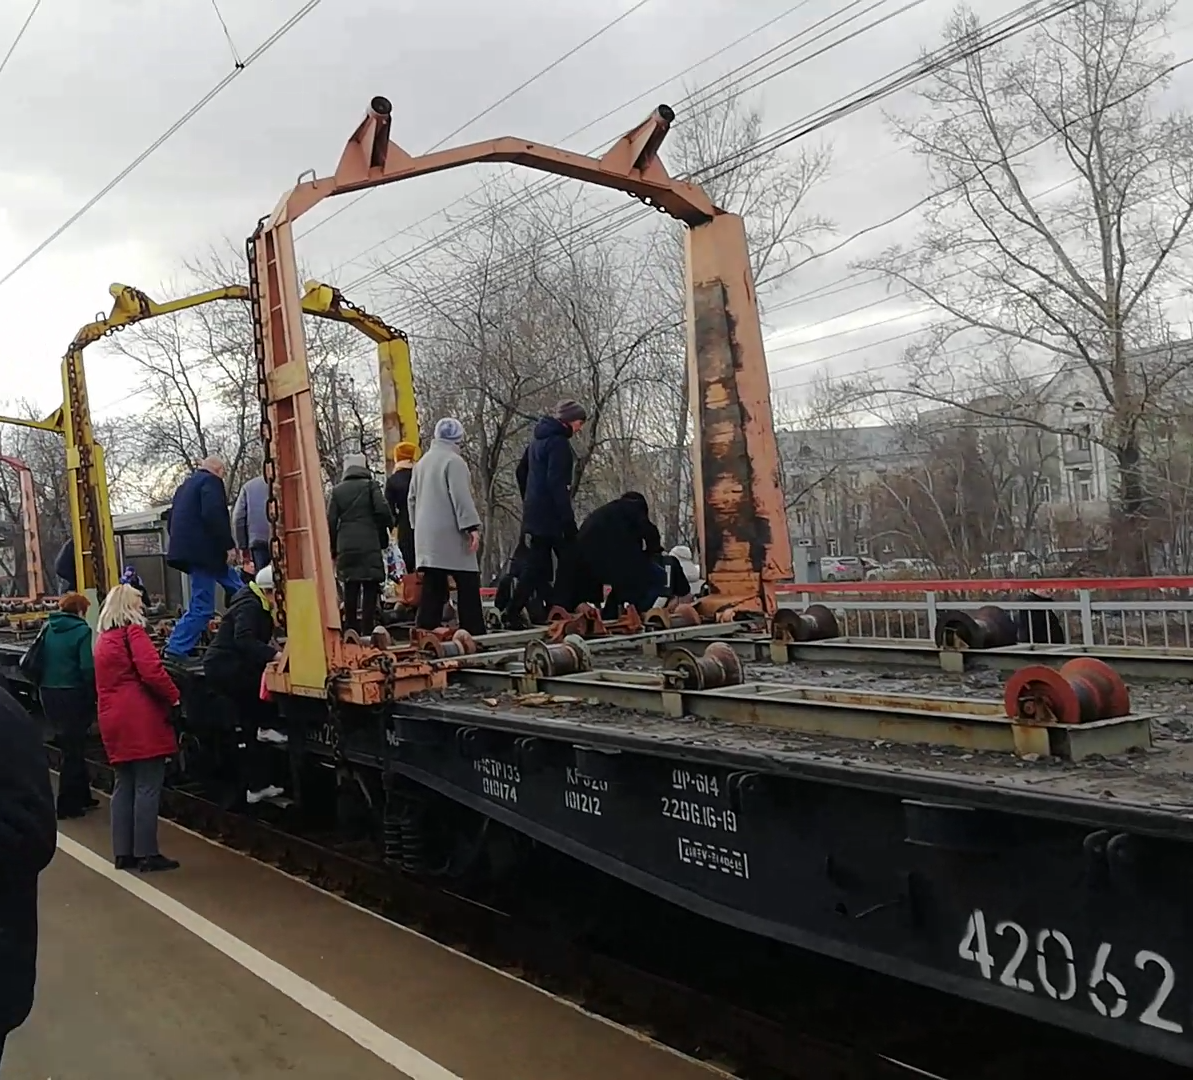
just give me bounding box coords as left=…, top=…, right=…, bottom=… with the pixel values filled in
left=383, top=441, right=418, bottom=576
left=54, top=537, right=75, bottom=594
left=203, top=565, right=285, bottom=802
left=0, top=684, right=56, bottom=1063
left=505, top=399, right=587, bottom=622
left=564, top=492, right=668, bottom=617
left=163, top=457, right=243, bottom=660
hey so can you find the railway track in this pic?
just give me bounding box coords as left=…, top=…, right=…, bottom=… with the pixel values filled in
left=44, top=740, right=1185, bottom=1080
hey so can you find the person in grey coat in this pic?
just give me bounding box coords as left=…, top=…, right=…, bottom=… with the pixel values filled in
left=232, top=474, right=271, bottom=574
left=408, top=418, right=484, bottom=635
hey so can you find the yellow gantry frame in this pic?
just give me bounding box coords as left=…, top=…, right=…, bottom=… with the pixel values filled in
left=0, top=281, right=416, bottom=605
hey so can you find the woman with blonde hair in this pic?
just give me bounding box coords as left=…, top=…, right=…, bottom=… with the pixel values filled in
left=94, top=583, right=181, bottom=871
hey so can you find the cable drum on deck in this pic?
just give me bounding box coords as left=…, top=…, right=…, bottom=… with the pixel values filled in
left=1004, top=657, right=1131, bottom=724
left=663, top=641, right=743, bottom=690
left=524, top=635, right=592, bottom=677
left=771, top=604, right=839, bottom=643
left=934, top=605, right=1018, bottom=650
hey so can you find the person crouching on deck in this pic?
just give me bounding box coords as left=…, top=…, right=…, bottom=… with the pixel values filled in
left=163, top=455, right=243, bottom=661
left=95, top=584, right=181, bottom=873
left=408, top=418, right=486, bottom=637
left=203, top=564, right=286, bottom=805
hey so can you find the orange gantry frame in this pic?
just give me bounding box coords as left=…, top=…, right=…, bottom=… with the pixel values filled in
left=250, top=97, right=791, bottom=700
left=0, top=456, right=44, bottom=600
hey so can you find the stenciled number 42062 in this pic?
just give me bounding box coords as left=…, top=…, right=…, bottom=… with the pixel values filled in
left=958, top=909, right=1184, bottom=1034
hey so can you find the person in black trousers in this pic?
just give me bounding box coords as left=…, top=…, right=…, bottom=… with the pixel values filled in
left=384, top=440, right=418, bottom=576
left=408, top=418, right=485, bottom=636
left=327, top=453, right=393, bottom=634
left=0, top=683, right=56, bottom=1064
left=506, top=399, right=586, bottom=623
left=35, top=592, right=99, bottom=819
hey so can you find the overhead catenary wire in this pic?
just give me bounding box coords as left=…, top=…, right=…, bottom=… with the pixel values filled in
left=390, top=26, right=1191, bottom=340
left=0, top=0, right=325, bottom=291
left=320, top=0, right=822, bottom=274
left=339, top=0, right=922, bottom=293
left=372, top=0, right=1083, bottom=330
left=295, top=0, right=661, bottom=242
left=209, top=0, right=245, bottom=69
left=0, top=0, right=44, bottom=82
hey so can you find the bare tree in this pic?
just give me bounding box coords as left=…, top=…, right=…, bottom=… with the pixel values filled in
left=857, top=0, right=1193, bottom=570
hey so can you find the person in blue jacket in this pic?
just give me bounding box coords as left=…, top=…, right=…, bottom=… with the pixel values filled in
left=163, top=456, right=242, bottom=660
left=505, top=399, right=587, bottom=623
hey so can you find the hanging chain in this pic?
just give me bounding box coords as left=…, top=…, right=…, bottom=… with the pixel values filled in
left=246, top=222, right=287, bottom=632
left=64, top=348, right=108, bottom=596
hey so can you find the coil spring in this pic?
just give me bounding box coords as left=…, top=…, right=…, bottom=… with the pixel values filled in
left=383, top=799, right=426, bottom=873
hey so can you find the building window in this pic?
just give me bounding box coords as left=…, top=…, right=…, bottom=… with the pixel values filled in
left=857, top=536, right=869, bottom=554
left=1038, top=478, right=1052, bottom=504
left=826, top=537, right=839, bottom=556
left=794, top=505, right=807, bottom=526
left=1074, top=424, right=1091, bottom=452
left=852, top=503, right=864, bottom=524
left=1074, top=471, right=1094, bottom=502
left=848, top=472, right=860, bottom=491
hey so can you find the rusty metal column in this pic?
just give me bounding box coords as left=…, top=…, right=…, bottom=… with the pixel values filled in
left=253, top=222, right=343, bottom=689
left=685, top=212, right=792, bottom=616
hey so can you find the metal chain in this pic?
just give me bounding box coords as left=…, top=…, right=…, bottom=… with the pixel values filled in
left=64, top=350, right=107, bottom=596
left=246, top=222, right=287, bottom=632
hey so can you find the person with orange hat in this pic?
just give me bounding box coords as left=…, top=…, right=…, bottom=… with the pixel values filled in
left=384, top=441, right=418, bottom=576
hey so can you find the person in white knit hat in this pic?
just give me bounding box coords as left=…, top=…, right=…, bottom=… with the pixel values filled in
left=408, top=418, right=485, bottom=635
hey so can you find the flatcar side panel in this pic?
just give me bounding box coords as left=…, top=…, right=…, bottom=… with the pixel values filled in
left=384, top=709, right=1193, bottom=1067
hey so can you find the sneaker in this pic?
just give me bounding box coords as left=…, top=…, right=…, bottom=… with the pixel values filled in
left=257, top=728, right=288, bottom=745
left=246, top=784, right=285, bottom=805
left=114, top=855, right=137, bottom=871
left=138, top=854, right=180, bottom=873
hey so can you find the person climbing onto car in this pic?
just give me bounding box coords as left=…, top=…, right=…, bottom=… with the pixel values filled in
left=565, top=492, right=667, bottom=617
left=203, top=564, right=285, bottom=805
left=163, top=456, right=242, bottom=661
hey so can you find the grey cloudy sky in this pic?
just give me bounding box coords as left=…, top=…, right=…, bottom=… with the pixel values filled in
left=1, top=0, right=1190, bottom=425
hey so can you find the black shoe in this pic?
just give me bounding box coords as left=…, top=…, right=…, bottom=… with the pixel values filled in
left=56, top=807, right=86, bottom=820
left=138, top=854, right=180, bottom=873
left=84, top=796, right=100, bottom=809
left=114, top=855, right=137, bottom=870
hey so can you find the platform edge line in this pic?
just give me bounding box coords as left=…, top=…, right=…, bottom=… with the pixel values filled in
left=55, top=832, right=463, bottom=1080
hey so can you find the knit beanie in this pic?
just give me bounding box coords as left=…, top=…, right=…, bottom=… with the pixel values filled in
left=341, top=452, right=368, bottom=478
left=434, top=417, right=465, bottom=443
left=554, top=399, right=588, bottom=424
left=394, top=441, right=417, bottom=462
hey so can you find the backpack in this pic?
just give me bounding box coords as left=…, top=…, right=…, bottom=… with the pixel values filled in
left=19, top=621, right=50, bottom=685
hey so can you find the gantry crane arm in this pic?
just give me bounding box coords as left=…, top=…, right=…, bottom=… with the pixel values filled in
left=249, top=97, right=791, bottom=703
left=0, top=456, right=43, bottom=599
left=26, top=279, right=417, bottom=605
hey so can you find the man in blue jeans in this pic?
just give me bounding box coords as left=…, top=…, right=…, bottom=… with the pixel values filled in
left=163, top=456, right=243, bottom=661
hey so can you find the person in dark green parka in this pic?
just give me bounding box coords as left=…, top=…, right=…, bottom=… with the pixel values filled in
left=39, top=592, right=98, bottom=819
left=327, top=453, right=392, bottom=633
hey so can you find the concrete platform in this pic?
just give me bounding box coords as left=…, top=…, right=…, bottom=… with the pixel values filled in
left=3, top=807, right=718, bottom=1080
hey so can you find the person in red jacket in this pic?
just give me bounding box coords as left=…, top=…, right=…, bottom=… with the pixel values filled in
left=95, top=583, right=182, bottom=872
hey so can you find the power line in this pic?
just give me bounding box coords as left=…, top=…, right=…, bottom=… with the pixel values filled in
left=375, top=0, right=1078, bottom=328
left=0, top=0, right=44, bottom=82
left=0, top=0, right=324, bottom=291
left=320, top=0, right=819, bottom=276
left=341, top=0, right=913, bottom=293
left=392, top=21, right=1191, bottom=338
left=209, top=0, right=245, bottom=69
left=296, top=0, right=660, bottom=242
